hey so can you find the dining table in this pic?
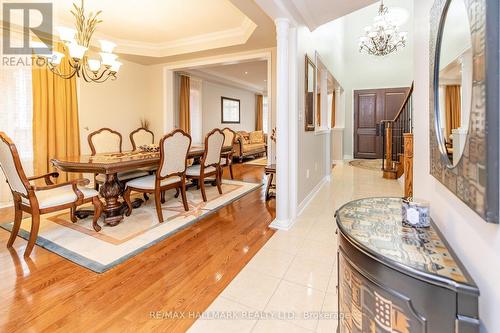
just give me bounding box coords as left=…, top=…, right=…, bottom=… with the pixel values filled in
left=51, top=145, right=232, bottom=227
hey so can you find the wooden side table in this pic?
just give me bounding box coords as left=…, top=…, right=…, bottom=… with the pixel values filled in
left=264, top=164, right=276, bottom=201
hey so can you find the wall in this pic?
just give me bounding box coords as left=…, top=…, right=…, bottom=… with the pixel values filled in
left=201, top=80, right=257, bottom=134
left=413, top=1, right=500, bottom=332
left=78, top=59, right=163, bottom=153
left=341, top=0, right=414, bottom=158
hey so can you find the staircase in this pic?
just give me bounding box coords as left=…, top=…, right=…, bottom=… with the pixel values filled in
left=381, top=82, right=414, bottom=197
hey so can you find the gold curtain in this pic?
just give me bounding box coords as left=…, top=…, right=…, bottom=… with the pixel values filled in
left=445, top=85, right=461, bottom=140
left=179, top=75, right=191, bottom=134
left=256, top=95, right=263, bottom=131
left=331, top=92, right=336, bottom=128
left=32, top=43, right=80, bottom=182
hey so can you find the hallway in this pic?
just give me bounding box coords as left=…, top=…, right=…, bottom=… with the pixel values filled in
left=189, top=162, right=403, bottom=332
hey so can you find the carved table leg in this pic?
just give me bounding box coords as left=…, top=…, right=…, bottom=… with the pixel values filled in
left=100, top=173, right=125, bottom=226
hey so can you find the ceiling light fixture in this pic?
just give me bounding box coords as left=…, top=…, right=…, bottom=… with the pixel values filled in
left=36, top=0, right=121, bottom=83
left=358, top=0, right=407, bottom=56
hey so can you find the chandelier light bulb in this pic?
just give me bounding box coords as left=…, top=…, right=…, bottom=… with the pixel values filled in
left=68, top=43, right=87, bottom=60
left=56, top=26, right=77, bottom=43
left=99, top=40, right=117, bottom=53
left=110, top=61, right=122, bottom=73
left=87, top=59, right=101, bottom=72
left=100, top=52, right=118, bottom=66
left=49, top=51, right=65, bottom=65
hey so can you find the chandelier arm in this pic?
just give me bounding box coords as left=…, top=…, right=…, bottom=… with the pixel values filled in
left=46, top=62, right=79, bottom=79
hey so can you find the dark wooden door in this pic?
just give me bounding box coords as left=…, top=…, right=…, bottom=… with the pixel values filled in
left=354, top=87, right=409, bottom=159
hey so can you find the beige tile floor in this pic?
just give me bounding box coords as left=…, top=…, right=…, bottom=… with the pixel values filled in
left=188, top=162, right=403, bottom=333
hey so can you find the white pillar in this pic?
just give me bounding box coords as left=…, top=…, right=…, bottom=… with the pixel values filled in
left=271, top=18, right=292, bottom=229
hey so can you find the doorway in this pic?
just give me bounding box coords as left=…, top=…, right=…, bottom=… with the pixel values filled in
left=353, top=87, right=409, bottom=159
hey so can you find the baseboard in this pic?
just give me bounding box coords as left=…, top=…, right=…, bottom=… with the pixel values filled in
left=269, top=218, right=296, bottom=231
left=297, top=175, right=329, bottom=217
left=343, top=154, right=353, bottom=160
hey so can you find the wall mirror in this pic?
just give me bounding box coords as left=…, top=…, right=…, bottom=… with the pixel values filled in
left=435, top=0, right=472, bottom=167
left=304, top=55, right=316, bottom=131
left=430, top=0, right=499, bottom=223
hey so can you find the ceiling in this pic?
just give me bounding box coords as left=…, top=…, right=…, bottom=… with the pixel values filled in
left=186, top=60, right=268, bottom=93
left=4, top=0, right=274, bottom=61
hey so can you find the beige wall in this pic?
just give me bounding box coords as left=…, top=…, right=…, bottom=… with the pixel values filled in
left=78, top=59, right=164, bottom=154
left=413, top=1, right=500, bottom=332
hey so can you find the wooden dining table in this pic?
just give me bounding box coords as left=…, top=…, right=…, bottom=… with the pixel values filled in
left=51, top=145, right=232, bottom=227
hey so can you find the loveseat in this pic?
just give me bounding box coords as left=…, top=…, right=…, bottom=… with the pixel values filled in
left=233, top=130, right=267, bottom=162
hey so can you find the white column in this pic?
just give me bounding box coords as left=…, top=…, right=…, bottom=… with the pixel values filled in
left=271, top=18, right=291, bottom=229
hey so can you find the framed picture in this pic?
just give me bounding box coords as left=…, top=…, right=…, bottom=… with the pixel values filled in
left=304, top=55, right=316, bottom=131
left=221, top=97, right=241, bottom=124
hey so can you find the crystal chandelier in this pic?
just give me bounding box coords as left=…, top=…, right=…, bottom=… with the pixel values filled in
left=358, top=0, right=408, bottom=56
left=36, top=0, right=121, bottom=83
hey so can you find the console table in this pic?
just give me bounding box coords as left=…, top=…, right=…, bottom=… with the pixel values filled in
left=335, top=197, right=479, bottom=333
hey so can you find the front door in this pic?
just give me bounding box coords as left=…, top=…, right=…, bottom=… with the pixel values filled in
left=354, top=87, right=408, bottom=159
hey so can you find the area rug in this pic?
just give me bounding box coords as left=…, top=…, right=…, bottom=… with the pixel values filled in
left=244, top=157, right=267, bottom=166
left=348, top=159, right=383, bottom=171
left=0, top=179, right=260, bottom=273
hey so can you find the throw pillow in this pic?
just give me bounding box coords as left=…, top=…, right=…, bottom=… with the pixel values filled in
left=249, top=130, right=264, bottom=144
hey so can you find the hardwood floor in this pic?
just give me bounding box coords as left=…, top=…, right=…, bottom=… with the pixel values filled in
left=0, top=164, right=275, bottom=333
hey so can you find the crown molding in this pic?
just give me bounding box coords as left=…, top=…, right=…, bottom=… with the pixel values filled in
left=90, top=17, right=257, bottom=58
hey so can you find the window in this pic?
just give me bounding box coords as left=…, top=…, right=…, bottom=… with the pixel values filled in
left=262, top=96, right=269, bottom=134
left=0, top=64, right=33, bottom=206
left=190, top=79, right=203, bottom=145
left=221, top=97, right=240, bottom=123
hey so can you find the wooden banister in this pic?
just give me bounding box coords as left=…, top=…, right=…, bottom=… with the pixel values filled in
left=403, top=133, right=414, bottom=198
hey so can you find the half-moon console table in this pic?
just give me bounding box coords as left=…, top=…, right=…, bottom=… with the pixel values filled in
left=335, top=197, right=479, bottom=333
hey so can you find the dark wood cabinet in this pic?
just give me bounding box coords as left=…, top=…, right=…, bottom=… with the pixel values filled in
left=336, top=197, right=480, bottom=333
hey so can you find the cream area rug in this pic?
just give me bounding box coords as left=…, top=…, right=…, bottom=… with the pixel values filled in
left=244, top=157, right=267, bottom=166
left=0, top=180, right=260, bottom=273
left=348, top=159, right=383, bottom=171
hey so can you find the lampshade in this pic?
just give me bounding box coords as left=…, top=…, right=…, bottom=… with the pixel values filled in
left=68, top=43, right=87, bottom=59
left=100, top=52, right=118, bottom=66
left=87, top=59, right=101, bottom=72
left=49, top=51, right=65, bottom=65
left=99, top=40, right=117, bottom=53
left=56, top=26, right=77, bottom=43
left=110, top=61, right=122, bottom=72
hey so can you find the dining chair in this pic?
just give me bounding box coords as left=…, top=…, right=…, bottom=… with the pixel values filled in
left=186, top=128, right=225, bottom=202
left=130, top=127, right=155, bottom=151
left=123, top=129, right=191, bottom=223
left=88, top=128, right=149, bottom=190
left=220, top=128, right=236, bottom=179
left=0, top=132, right=103, bottom=257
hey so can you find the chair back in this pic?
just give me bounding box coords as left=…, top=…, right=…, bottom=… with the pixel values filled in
left=0, top=132, right=29, bottom=196
left=130, top=127, right=155, bottom=150
left=88, top=128, right=122, bottom=155
left=158, top=129, right=191, bottom=178
left=222, top=128, right=236, bottom=147
left=203, top=129, right=225, bottom=167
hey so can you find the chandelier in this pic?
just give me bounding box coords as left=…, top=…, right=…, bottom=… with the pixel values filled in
left=36, top=0, right=121, bottom=83
left=358, top=0, right=407, bottom=56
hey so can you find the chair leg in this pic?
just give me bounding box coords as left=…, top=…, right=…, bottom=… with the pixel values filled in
left=174, top=188, right=180, bottom=199
left=180, top=180, right=189, bottom=211
left=154, top=188, right=164, bottom=223
left=143, top=193, right=149, bottom=201
left=216, top=168, right=223, bottom=195
left=7, top=202, right=22, bottom=248
left=161, top=190, right=166, bottom=203
left=123, top=188, right=133, bottom=217
left=199, top=176, right=207, bottom=202
left=70, top=206, right=77, bottom=223
left=24, top=212, right=40, bottom=257
left=229, top=164, right=234, bottom=180
left=91, top=196, right=103, bottom=232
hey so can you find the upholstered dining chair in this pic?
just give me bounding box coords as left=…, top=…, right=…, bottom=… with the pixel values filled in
left=0, top=132, right=103, bottom=257
left=88, top=128, right=149, bottom=190
left=186, top=129, right=225, bottom=202
left=123, top=129, right=191, bottom=223
left=130, top=127, right=155, bottom=151
left=220, top=128, right=236, bottom=179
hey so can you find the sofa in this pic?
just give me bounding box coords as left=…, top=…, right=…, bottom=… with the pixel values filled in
left=233, top=130, right=267, bottom=162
